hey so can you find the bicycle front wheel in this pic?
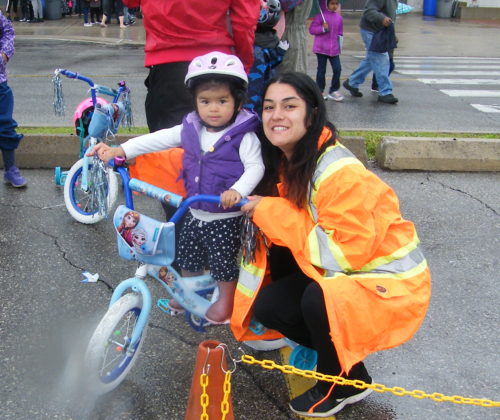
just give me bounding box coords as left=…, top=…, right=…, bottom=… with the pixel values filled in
left=84, top=293, right=147, bottom=395
left=63, top=158, right=118, bottom=224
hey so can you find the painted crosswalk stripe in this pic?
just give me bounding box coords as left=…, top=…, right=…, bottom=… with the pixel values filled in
left=418, top=79, right=500, bottom=85
left=397, top=70, right=500, bottom=76
left=440, top=90, right=500, bottom=97
left=394, top=56, right=500, bottom=61
left=397, top=64, right=500, bottom=69
left=471, top=104, right=500, bottom=113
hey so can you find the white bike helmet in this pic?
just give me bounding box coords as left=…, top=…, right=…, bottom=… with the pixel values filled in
left=184, top=51, right=248, bottom=88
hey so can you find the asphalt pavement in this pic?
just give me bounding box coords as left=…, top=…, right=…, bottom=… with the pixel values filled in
left=1, top=11, right=499, bottom=420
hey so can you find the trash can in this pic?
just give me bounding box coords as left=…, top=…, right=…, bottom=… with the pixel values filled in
left=436, top=0, right=454, bottom=18
left=423, top=0, right=437, bottom=16
left=45, top=0, right=62, bottom=20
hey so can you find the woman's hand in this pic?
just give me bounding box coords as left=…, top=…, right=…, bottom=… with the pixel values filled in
left=87, top=143, right=125, bottom=163
left=241, top=195, right=262, bottom=217
left=221, top=189, right=242, bottom=209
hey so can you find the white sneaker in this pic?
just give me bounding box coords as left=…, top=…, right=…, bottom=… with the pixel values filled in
left=84, top=22, right=92, bottom=27
left=322, top=92, right=328, bottom=100
left=327, top=91, right=344, bottom=102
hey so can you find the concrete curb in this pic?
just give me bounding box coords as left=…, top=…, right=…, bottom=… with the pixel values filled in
left=6, top=135, right=369, bottom=170
left=376, top=137, right=500, bottom=172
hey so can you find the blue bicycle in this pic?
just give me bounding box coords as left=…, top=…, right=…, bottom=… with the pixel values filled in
left=52, top=69, right=132, bottom=224
left=82, top=161, right=316, bottom=395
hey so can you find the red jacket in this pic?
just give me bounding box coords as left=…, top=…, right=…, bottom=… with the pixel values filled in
left=123, top=0, right=260, bottom=72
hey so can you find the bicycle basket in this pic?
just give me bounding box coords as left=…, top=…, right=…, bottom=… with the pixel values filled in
left=113, top=205, right=175, bottom=266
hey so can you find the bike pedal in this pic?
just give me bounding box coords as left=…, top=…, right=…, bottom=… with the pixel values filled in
left=157, top=299, right=170, bottom=313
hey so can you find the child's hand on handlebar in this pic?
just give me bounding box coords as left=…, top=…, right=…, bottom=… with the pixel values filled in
left=87, top=143, right=125, bottom=163
left=221, top=189, right=242, bottom=209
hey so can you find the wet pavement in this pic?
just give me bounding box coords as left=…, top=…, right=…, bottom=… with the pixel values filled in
left=1, top=10, right=499, bottom=420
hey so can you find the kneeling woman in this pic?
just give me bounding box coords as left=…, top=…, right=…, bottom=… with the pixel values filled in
left=231, top=72, right=431, bottom=417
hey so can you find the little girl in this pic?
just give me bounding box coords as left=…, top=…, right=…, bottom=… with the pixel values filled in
left=309, top=0, right=344, bottom=101
left=0, top=11, right=26, bottom=187
left=90, top=52, right=264, bottom=324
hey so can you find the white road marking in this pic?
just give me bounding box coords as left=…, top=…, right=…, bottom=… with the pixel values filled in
left=470, top=104, right=500, bottom=113
left=397, top=64, right=500, bottom=69
left=418, top=79, right=500, bottom=85
left=397, top=70, right=500, bottom=76
left=440, top=90, right=500, bottom=97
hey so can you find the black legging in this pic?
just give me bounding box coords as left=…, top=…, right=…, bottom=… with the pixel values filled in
left=253, top=246, right=370, bottom=397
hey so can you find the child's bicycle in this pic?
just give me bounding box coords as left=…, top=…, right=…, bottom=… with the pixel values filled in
left=52, top=69, right=133, bottom=224
left=81, top=160, right=317, bottom=395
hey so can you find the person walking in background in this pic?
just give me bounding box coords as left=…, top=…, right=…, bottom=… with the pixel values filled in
left=122, top=0, right=260, bottom=132
left=279, top=0, right=313, bottom=73
left=29, top=0, right=43, bottom=22
left=0, top=10, right=27, bottom=187
left=309, top=0, right=344, bottom=102
left=81, top=0, right=92, bottom=26
left=89, top=0, right=101, bottom=25
left=343, top=0, right=398, bottom=104
left=100, top=0, right=126, bottom=28
left=245, top=0, right=289, bottom=116
left=6, top=0, right=20, bottom=21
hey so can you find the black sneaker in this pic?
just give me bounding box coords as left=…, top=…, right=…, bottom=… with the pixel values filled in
left=289, top=383, right=373, bottom=417
left=378, top=94, right=398, bottom=104
left=343, top=79, right=363, bottom=97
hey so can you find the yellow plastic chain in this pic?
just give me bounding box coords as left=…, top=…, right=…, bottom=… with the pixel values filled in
left=200, top=373, right=209, bottom=420
left=220, top=371, right=232, bottom=420
left=240, top=354, right=500, bottom=408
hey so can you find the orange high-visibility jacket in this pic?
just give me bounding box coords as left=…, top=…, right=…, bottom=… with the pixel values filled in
left=231, top=128, right=432, bottom=373
left=128, top=148, right=186, bottom=197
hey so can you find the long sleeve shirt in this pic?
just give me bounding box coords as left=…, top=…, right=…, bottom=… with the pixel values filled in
left=122, top=124, right=264, bottom=221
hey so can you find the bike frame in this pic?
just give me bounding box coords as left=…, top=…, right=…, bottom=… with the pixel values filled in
left=53, top=69, right=131, bottom=186
left=107, top=160, right=246, bottom=349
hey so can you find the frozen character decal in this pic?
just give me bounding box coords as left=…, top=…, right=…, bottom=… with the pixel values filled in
left=117, top=210, right=140, bottom=246
left=131, top=228, right=147, bottom=254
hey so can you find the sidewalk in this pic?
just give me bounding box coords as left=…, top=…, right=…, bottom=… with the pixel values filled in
left=11, top=12, right=500, bottom=56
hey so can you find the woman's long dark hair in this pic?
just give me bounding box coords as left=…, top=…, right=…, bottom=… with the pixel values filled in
left=255, top=72, right=337, bottom=208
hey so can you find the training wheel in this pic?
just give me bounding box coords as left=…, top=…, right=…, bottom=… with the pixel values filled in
left=54, top=167, right=62, bottom=185
left=288, top=345, right=317, bottom=371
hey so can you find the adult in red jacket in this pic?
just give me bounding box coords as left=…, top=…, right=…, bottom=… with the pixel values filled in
left=123, top=0, right=260, bottom=131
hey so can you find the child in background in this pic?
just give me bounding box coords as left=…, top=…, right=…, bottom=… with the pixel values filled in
left=309, top=0, right=344, bottom=101
left=90, top=52, right=264, bottom=324
left=0, top=11, right=26, bottom=188
left=89, top=0, right=101, bottom=25
left=245, top=0, right=289, bottom=116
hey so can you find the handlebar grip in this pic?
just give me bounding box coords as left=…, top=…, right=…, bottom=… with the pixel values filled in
left=129, top=178, right=183, bottom=208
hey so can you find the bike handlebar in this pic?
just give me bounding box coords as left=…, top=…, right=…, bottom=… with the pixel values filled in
left=128, top=178, right=249, bottom=224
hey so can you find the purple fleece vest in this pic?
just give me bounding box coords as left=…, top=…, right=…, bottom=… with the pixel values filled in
left=181, top=109, right=260, bottom=213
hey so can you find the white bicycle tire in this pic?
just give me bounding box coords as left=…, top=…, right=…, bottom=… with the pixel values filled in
left=242, top=338, right=288, bottom=352
left=84, top=293, right=147, bottom=395
left=63, top=158, right=118, bottom=224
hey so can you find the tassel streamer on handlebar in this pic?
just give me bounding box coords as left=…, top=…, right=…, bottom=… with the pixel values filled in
left=240, top=214, right=269, bottom=264
left=123, top=90, right=134, bottom=130
left=52, top=71, right=65, bottom=116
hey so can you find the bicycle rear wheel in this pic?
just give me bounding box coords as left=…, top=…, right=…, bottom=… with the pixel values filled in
left=63, top=158, right=118, bottom=224
left=84, top=293, right=147, bottom=395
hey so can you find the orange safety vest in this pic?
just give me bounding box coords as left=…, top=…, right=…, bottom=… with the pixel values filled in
left=230, top=128, right=432, bottom=373
left=128, top=148, right=186, bottom=197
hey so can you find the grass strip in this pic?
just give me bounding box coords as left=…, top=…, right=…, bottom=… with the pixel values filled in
left=20, top=127, right=500, bottom=161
